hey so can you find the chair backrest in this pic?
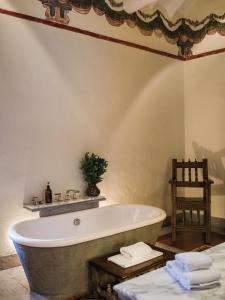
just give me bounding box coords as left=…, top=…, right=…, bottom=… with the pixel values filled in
left=172, top=159, right=208, bottom=183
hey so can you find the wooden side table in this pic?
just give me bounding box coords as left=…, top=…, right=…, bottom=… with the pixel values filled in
left=89, top=245, right=175, bottom=299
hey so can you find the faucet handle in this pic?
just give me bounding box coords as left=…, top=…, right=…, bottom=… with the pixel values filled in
left=73, top=190, right=79, bottom=199
left=65, top=193, right=71, bottom=201
left=32, top=197, right=39, bottom=206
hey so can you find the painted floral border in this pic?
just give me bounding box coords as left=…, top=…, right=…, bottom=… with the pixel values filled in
left=39, top=0, right=225, bottom=57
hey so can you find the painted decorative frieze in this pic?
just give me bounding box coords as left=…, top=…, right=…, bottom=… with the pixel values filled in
left=38, top=0, right=225, bottom=58
left=40, top=0, right=72, bottom=24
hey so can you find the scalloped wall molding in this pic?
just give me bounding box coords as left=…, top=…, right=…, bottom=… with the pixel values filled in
left=1, top=7, right=225, bottom=61
left=38, top=0, right=225, bottom=58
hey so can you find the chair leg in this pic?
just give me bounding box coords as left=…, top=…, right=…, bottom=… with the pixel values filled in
left=172, top=209, right=176, bottom=242
left=205, top=213, right=211, bottom=244
left=171, top=183, right=177, bottom=242
left=204, top=211, right=211, bottom=244
left=205, top=228, right=211, bottom=244
left=172, top=226, right=176, bottom=242
left=204, top=188, right=211, bottom=244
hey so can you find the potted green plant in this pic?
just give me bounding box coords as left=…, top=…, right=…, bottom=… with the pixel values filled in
left=80, top=152, right=108, bottom=197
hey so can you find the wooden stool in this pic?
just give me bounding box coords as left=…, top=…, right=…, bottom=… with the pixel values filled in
left=89, top=244, right=175, bottom=299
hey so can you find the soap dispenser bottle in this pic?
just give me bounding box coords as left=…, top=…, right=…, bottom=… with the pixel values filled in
left=45, top=182, right=52, bottom=204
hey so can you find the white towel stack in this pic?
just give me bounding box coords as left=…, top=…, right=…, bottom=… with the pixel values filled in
left=166, top=252, right=221, bottom=290
left=107, top=242, right=163, bottom=268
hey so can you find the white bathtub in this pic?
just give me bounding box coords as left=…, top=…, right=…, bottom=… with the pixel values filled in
left=9, top=204, right=166, bottom=298
left=9, top=203, right=166, bottom=248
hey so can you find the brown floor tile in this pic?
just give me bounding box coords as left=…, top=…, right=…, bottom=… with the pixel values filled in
left=158, top=231, right=225, bottom=251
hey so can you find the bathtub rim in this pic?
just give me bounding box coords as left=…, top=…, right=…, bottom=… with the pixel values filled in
left=8, top=203, right=166, bottom=248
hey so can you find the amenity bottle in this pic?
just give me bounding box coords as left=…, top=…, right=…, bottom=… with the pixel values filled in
left=45, top=182, right=52, bottom=203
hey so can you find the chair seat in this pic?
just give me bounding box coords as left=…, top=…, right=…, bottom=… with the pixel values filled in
left=176, top=197, right=206, bottom=209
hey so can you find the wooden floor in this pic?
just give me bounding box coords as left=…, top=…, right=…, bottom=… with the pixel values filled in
left=158, top=231, right=225, bottom=251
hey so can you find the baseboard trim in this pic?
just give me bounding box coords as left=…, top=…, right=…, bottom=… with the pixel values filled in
left=0, top=254, right=20, bottom=270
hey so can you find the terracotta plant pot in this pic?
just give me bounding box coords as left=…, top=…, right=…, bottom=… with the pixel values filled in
left=86, top=184, right=100, bottom=197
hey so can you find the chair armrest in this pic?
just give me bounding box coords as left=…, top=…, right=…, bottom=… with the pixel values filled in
left=204, top=179, right=214, bottom=185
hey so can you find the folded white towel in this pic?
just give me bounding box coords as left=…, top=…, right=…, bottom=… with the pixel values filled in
left=175, top=252, right=212, bottom=272
left=165, top=260, right=183, bottom=281
left=179, top=269, right=221, bottom=290
left=165, top=260, right=221, bottom=290
left=108, top=250, right=163, bottom=268
left=120, top=242, right=152, bottom=259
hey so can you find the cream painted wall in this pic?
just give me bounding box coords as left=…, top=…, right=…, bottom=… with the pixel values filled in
left=184, top=54, right=225, bottom=219
left=0, top=13, right=184, bottom=256
left=0, top=0, right=178, bottom=54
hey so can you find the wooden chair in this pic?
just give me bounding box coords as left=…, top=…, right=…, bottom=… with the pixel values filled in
left=169, top=159, right=214, bottom=244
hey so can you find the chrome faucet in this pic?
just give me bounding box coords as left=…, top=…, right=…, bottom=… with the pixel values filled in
left=65, top=189, right=79, bottom=200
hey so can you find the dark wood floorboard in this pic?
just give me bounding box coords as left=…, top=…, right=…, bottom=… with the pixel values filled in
left=158, top=231, right=225, bottom=251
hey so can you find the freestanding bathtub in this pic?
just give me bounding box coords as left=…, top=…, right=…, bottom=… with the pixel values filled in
left=9, top=203, right=166, bottom=299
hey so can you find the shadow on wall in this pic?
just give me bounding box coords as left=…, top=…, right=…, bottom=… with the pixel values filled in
left=193, top=142, right=225, bottom=196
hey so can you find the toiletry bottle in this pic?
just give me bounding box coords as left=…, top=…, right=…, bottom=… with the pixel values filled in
left=45, top=182, right=52, bottom=204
